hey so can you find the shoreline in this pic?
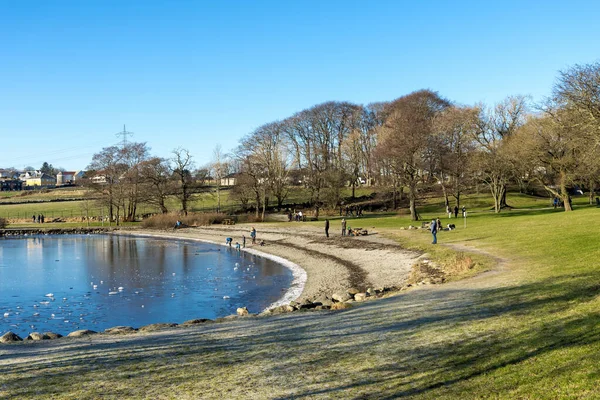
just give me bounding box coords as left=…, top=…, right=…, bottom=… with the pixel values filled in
left=119, top=225, right=421, bottom=303
left=1, top=225, right=421, bottom=339
left=118, top=230, right=308, bottom=313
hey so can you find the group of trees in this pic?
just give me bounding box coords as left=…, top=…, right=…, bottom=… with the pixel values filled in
left=230, top=61, right=600, bottom=220
left=85, top=62, right=600, bottom=222
left=87, top=145, right=202, bottom=224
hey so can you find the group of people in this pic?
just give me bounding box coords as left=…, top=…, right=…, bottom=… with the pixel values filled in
left=32, top=214, right=45, bottom=223
left=340, top=205, right=364, bottom=217
left=445, top=205, right=466, bottom=219
left=225, top=227, right=264, bottom=250
left=288, top=211, right=306, bottom=222
left=324, top=218, right=355, bottom=237
left=432, top=205, right=466, bottom=244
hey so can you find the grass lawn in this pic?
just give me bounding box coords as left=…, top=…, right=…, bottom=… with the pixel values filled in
left=2, top=192, right=600, bottom=398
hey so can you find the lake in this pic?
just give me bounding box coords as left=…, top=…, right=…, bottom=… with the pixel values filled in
left=0, top=234, right=295, bottom=338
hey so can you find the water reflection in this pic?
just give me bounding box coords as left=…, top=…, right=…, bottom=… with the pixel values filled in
left=0, top=235, right=293, bottom=337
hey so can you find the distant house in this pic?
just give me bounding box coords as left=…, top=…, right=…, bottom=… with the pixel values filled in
left=27, top=173, right=56, bottom=187
left=220, top=173, right=238, bottom=187
left=22, top=172, right=56, bottom=188
left=88, top=170, right=111, bottom=184
left=57, top=170, right=85, bottom=185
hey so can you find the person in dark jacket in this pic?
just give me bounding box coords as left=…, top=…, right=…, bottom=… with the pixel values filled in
left=430, top=218, right=438, bottom=244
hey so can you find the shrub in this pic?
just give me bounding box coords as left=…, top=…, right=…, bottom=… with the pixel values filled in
left=141, top=212, right=227, bottom=229
left=441, top=253, right=475, bottom=276
left=0, top=217, right=7, bottom=229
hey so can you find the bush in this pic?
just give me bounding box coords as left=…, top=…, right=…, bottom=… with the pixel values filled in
left=141, top=212, right=227, bottom=229
left=0, top=218, right=7, bottom=229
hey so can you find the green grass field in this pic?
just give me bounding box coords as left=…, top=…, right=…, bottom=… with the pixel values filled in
left=2, top=190, right=600, bottom=398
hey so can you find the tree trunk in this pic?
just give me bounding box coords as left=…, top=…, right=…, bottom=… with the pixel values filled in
left=159, top=200, right=168, bottom=214
left=261, top=192, right=267, bottom=222
left=489, top=177, right=504, bottom=213
left=560, top=171, right=572, bottom=212
left=499, top=187, right=508, bottom=209
left=409, top=182, right=418, bottom=221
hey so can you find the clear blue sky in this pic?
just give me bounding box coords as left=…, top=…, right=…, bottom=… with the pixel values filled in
left=1, top=0, right=599, bottom=171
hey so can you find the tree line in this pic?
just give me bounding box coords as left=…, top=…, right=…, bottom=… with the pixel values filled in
left=87, top=61, right=600, bottom=222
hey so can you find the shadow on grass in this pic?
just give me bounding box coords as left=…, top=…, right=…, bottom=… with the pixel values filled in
left=3, top=272, right=600, bottom=398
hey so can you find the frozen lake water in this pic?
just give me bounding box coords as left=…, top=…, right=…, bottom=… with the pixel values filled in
left=0, top=234, right=294, bottom=338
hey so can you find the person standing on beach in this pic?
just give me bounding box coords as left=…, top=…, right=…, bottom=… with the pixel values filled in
left=341, top=218, right=346, bottom=236
left=325, top=219, right=330, bottom=238
left=242, top=235, right=246, bottom=248
left=431, top=218, right=438, bottom=244
left=250, top=227, right=256, bottom=244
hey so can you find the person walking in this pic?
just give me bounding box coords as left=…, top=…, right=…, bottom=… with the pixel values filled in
left=430, top=218, right=438, bottom=244
left=341, top=218, right=346, bottom=236
left=447, top=205, right=452, bottom=219
left=462, top=206, right=466, bottom=218
left=250, top=227, right=256, bottom=244
left=242, top=235, right=246, bottom=248
left=325, top=219, right=330, bottom=238
left=454, top=206, right=459, bottom=218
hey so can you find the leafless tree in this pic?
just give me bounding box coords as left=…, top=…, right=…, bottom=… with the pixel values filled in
left=474, top=96, right=528, bottom=213
left=377, top=90, right=451, bottom=220
left=171, top=147, right=195, bottom=215
left=431, top=106, right=479, bottom=208
left=139, top=157, right=173, bottom=214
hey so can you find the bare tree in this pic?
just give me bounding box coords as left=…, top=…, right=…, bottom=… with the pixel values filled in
left=171, top=148, right=195, bottom=215
left=474, top=96, right=528, bottom=213
left=139, top=157, right=173, bottom=214
left=431, top=106, right=479, bottom=208
left=87, top=145, right=127, bottom=225
left=283, top=101, right=362, bottom=217
left=377, top=90, right=451, bottom=220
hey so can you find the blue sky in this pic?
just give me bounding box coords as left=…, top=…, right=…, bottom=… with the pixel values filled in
left=1, top=0, right=599, bottom=171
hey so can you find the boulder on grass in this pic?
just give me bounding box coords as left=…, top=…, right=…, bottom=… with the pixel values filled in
left=44, top=332, right=63, bottom=340
left=332, top=292, right=352, bottom=303
left=0, top=332, right=23, bottom=343
left=67, top=329, right=97, bottom=338
left=354, top=293, right=367, bottom=302
left=25, top=332, right=49, bottom=341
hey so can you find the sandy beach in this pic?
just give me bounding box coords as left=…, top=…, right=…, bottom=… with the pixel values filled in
left=121, top=224, right=421, bottom=306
